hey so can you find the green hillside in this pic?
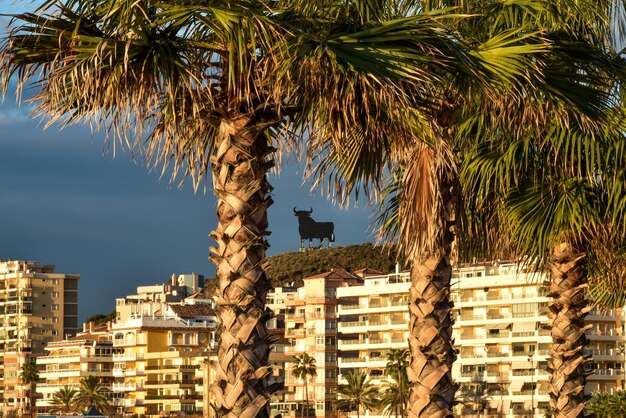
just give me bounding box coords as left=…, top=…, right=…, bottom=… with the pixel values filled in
left=205, top=243, right=400, bottom=293
left=266, top=243, right=399, bottom=287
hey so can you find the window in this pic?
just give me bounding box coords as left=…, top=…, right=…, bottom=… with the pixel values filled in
left=51, top=330, right=58, bottom=336
left=52, top=291, right=59, bottom=298
left=52, top=317, right=59, bottom=323
left=52, top=279, right=59, bottom=285
left=51, top=304, right=59, bottom=311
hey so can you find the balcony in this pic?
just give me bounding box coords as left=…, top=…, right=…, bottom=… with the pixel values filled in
left=113, top=352, right=143, bottom=361
left=38, top=355, right=81, bottom=364
left=486, top=332, right=511, bottom=339
left=590, top=368, right=622, bottom=379
left=285, top=328, right=305, bottom=337
left=339, top=304, right=360, bottom=311
left=284, top=313, right=305, bottom=320
left=112, top=383, right=142, bottom=391
left=339, top=321, right=367, bottom=329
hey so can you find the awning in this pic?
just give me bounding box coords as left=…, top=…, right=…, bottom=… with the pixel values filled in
left=511, top=361, right=533, bottom=369
left=512, top=322, right=536, bottom=332
left=509, top=380, right=524, bottom=391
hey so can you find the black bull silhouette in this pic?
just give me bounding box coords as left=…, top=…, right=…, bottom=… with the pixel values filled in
left=293, top=207, right=335, bottom=249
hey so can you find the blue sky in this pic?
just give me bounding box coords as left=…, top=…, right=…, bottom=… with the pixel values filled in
left=0, top=3, right=375, bottom=321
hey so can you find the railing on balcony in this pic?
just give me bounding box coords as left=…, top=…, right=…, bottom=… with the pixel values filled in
left=340, top=357, right=366, bottom=363
left=341, top=321, right=367, bottom=328
left=486, top=332, right=511, bottom=339
left=285, top=329, right=305, bottom=337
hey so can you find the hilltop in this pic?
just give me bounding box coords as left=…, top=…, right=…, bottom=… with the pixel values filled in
left=205, top=243, right=399, bottom=292
left=266, top=243, right=399, bottom=287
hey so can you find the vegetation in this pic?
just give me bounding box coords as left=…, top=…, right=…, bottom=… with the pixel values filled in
left=49, top=386, right=77, bottom=414
left=335, top=370, right=378, bottom=418
left=20, top=360, right=39, bottom=418
left=459, top=12, right=626, bottom=416
left=292, top=353, right=317, bottom=418
left=380, top=349, right=409, bottom=417
left=324, top=3, right=626, bottom=416
left=0, top=1, right=509, bottom=415
left=74, top=375, right=111, bottom=413
left=3, top=1, right=625, bottom=417
left=85, top=310, right=116, bottom=326
left=205, top=243, right=399, bottom=293
left=587, top=391, right=626, bottom=418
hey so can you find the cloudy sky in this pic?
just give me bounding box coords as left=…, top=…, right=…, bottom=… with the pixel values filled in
left=0, top=3, right=375, bottom=321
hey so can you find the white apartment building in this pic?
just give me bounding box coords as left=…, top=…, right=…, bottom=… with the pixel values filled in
left=335, top=263, right=626, bottom=418
left=36, top=322, right=119, bottom=410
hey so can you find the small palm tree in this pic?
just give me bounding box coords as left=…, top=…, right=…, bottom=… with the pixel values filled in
left=49, top=386, right=77, bottom=414
left=384, top=349, right=409, bottom=417
left=336, top=370, right=378, bottom=418
left=20, top=360, right=39, bottom=418
left=455, top=384, right=487, bottom=417
left=379, top=378, right=408, bottom=418
left=74, top=375, right=110, bottom=413
left=292, top=353, right=317, bottom=417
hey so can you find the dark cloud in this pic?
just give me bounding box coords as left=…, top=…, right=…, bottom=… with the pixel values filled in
left=0, top=2, right=375, bottom=322
left=0, top=103, right=374, bottom=322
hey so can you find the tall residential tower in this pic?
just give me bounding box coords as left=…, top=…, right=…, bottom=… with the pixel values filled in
left=0, top=260, right=79, bottom=414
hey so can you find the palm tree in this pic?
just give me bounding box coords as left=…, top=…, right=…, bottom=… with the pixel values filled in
left=20, top=360, right=39, bottom=418
left=314, top=3, right=626, bottom=416
left=48, top=385, right=77, bottom=415
left=379, top=376, right=408, bottom=417
left=460, top=97, right=626, bottom=417
left=292, top=353, right=317, bottom=417
left=455, top=384, right=487, bottom=417
left=0, top=1, right=562, bottom=416
left=74, top=375, right=110, bottom=413
left=384, top=349, right=409, bottom=417
left=335, top=370, right=378, bottom=418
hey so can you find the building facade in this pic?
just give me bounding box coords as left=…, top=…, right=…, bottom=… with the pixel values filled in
left=334, top=263, right=626, bottom=418
left=270, top=270, right=362, bottom=417
left=36, top=322, right=118, bottom=411
left=0, top=260, right=79, bottom=415
left=451, top=262, right=626, bottom=417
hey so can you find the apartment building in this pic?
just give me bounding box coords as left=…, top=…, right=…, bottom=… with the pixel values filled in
left=334, top=263, right=626, bottom=418
left=451, top=262, right=626, bottom=417
left=274, top=270, right=363, bottom=417
left=110, top=300, right=217, bottom=415
left=0, top=259, right=79, bottom=414
left=36, top=322, right=118, bottom=411
left=115, top=273, right=204, bottom=323
left=267, top=286, right=300, bottom=416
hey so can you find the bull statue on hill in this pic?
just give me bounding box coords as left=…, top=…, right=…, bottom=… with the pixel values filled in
left=294, top=207, right=335, bottom=251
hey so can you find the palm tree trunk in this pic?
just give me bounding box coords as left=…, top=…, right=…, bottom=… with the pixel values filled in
left=30, top=385, right=35, bottom=418
left=304, top=379, right=309, bottom=418
left=210, top=116, right=277, bottom=418
left=547, top=242, right=592, bottom=418
left=406, top=188, right=457, bottom=418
